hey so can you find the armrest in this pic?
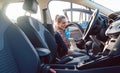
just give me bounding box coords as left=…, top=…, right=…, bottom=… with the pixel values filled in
left=36, top=48, right=50, bottom=57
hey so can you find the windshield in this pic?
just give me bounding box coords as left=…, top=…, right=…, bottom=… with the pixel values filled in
left=94, top=0, right=120, bottom=12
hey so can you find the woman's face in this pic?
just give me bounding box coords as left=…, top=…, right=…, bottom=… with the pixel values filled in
left=58, top=18, right=67, bottom=30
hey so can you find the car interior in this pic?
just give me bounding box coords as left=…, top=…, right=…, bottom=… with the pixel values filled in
left=0, top=0, right=120, bottom=73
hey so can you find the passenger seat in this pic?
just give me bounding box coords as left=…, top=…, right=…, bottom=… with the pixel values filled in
left=17, top=0, right=88, bottom=65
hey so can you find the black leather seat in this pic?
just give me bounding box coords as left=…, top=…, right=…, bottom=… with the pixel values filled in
left=16, top=0, right=56, bottom=64
left=54, top=32, right=68, bottom=57
left=18, top=15, right=58, bottom=63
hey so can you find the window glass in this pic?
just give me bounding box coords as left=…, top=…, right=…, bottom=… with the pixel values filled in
left=48, top=1, right=91, bottom=23
left=94, top=0, right=119, bottom=11
left=49, top=1, right=70, bottom=21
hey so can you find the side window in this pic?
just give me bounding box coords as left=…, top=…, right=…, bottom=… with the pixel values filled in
left=49, top=1, right=91, bottom=24
left=6, top=2, right=41, bottom=23
left=48, top=1, right=70, bottom=21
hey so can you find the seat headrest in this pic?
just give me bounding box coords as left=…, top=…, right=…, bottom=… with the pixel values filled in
left=23, top=0, right=38, bottom=13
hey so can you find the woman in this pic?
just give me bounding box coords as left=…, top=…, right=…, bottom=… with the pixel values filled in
left=54, top=15, right=82, bottom=55
left=54, top=15, right=70, bottom=48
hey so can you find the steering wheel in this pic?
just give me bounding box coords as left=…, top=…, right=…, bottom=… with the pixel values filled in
left=65, top=22, right=84, bottom=41
left=83, top=9, right=99, bottom=40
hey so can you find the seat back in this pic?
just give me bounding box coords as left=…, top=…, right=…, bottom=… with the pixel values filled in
left=17, top=16, right=48, bottom=49
left=54, top=32, right=68, bottom=57
left=0, top=10, right=40, bottom=73
left=17, top=0, right=58, bottom=63
left=17, top=16, right=57, bottom=63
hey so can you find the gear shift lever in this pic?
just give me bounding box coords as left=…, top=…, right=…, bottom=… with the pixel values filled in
left=85, top=41, right=93, bottom=55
